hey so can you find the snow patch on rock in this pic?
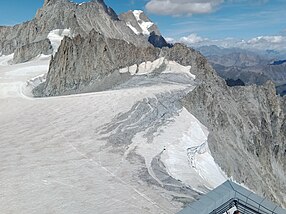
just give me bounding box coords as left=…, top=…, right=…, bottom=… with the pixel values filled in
left=132, top=10, right=154, bottom=35
left=47, top=29, right=72, bottom=55
left=132, top=108, right=227, bottom=193
left=119, top=57, right=195, bottom=78
left=126, top=22, right=140, bottom=35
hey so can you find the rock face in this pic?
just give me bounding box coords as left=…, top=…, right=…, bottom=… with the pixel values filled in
left=13, top=39, right=53, bottom=63
left=148, top=31, right=171, bottom=48
left=119, top=10, right=160, bottom=36
left=0, top=0, right=149, bottom=60
left=182, top=59, right=286, bottom=207
left=33, top=29, right=206, bottom=97
left=34, top=30, right=160, bottom=96
left=277, top=83, right=286, bottom=96
left=119, top=10, right=170, bottom=48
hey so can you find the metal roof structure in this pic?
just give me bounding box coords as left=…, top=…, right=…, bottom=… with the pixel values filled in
left=178, top=180, right=286, bottom=214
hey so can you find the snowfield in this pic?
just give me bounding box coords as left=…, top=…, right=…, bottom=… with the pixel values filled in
left=0, top=51, right=227, bottom=213
left=127, top=10, right=154, bottom=35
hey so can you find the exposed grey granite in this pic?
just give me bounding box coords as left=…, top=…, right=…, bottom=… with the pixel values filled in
left=33, top=26, right=209, bottom=97
left=13, top=39, right=52, bottom=63
left=34, top=30, right=161, bottom=96
left=119, top=10, right=170, bottom=48
left=182, top=57, right=286, bottom=207
left=0, top=0, right=149, bottom=59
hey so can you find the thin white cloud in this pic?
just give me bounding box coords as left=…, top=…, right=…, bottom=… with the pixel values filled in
left=226, top=0, right=268, bottom=4
left=145, top=0, right=223, bottom=16
left=179, top=33, right=208, bottom=43
left=245, top=36, right=286, bottom=50
left=168, top=34, right=286, bottom=51
left=145, top=0, right=268, bottom=16
left=165, top=37, right=175, bottom=43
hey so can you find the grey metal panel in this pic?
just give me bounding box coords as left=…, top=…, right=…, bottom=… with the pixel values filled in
left=189, top=196, right=214, bottom=214
left=219, top=181, right=237, bottom=198
left=229, top=181, right=253, bottom=198
left=204, top=188, right=225, bottom=210
left=245, top=192, right=265, bottom=212
left=211, top=183, right=234, bottom=205
left=235, top=190, right=252, bottom=204
left=273, top=206, right=286, bottom=214
left=222, top=180, right=235, bottom=190
left=259, top=206, right=276, bottom=214
left=177, top=180, right=286, bottom=214
left=258, top=196, right=278, bottom=212
left=177, top=205, right=195, bottom=214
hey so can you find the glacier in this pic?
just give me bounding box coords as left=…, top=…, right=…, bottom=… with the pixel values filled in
left=0, top=50, right=227, bottom=213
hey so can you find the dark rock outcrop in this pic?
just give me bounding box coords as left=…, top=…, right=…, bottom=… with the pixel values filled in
left=148, top=31, right=172, bottom=48
left=225, top=78, right=245, bottom=87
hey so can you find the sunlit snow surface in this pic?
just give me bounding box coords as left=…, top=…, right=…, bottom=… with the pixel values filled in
left=0, top=52, right=227, bottom=213
left=132, top=10, right=154, bottom=35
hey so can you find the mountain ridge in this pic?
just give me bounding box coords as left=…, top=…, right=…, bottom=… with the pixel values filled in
left=0, top=0, right=151, bottom=61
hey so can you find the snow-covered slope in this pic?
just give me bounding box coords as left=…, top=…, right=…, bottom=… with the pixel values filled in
left=120, top=10, right=160, bottom=36
left=0, top=53, right=227, bottom=213
left=133, top=10, right=154, bottom=35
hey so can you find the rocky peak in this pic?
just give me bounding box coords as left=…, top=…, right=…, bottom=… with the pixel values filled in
left=0, top=0, right=150, bottom=58
left=43, top=0, right=66, bottom=6
left=33, top=29, right=210, bottom=97
left=119, top=10, right=160, bottom=36
left=33, top=29, right=160, bottom=96
left=43, top=0, right=54, bottom=6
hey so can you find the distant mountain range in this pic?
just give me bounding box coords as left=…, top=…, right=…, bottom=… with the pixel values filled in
left=197, top=45, right=286, bottom=96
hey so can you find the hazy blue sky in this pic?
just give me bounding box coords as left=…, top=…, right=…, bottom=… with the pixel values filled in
left=0, top=0, right=285, bottom=49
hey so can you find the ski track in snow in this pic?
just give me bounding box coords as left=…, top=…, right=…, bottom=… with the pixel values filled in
left=0, top=47, right=227, bottom=213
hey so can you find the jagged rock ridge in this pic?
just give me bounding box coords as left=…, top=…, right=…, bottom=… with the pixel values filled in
left=0, top=0, right=150, bottom=62
left=183, top=62, right=286, bottom=207
left=34, top=29, right=200, bottom=96
left=13, top=39, right=53, bottom=63
left=119, top=10, right=170, bottom=48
